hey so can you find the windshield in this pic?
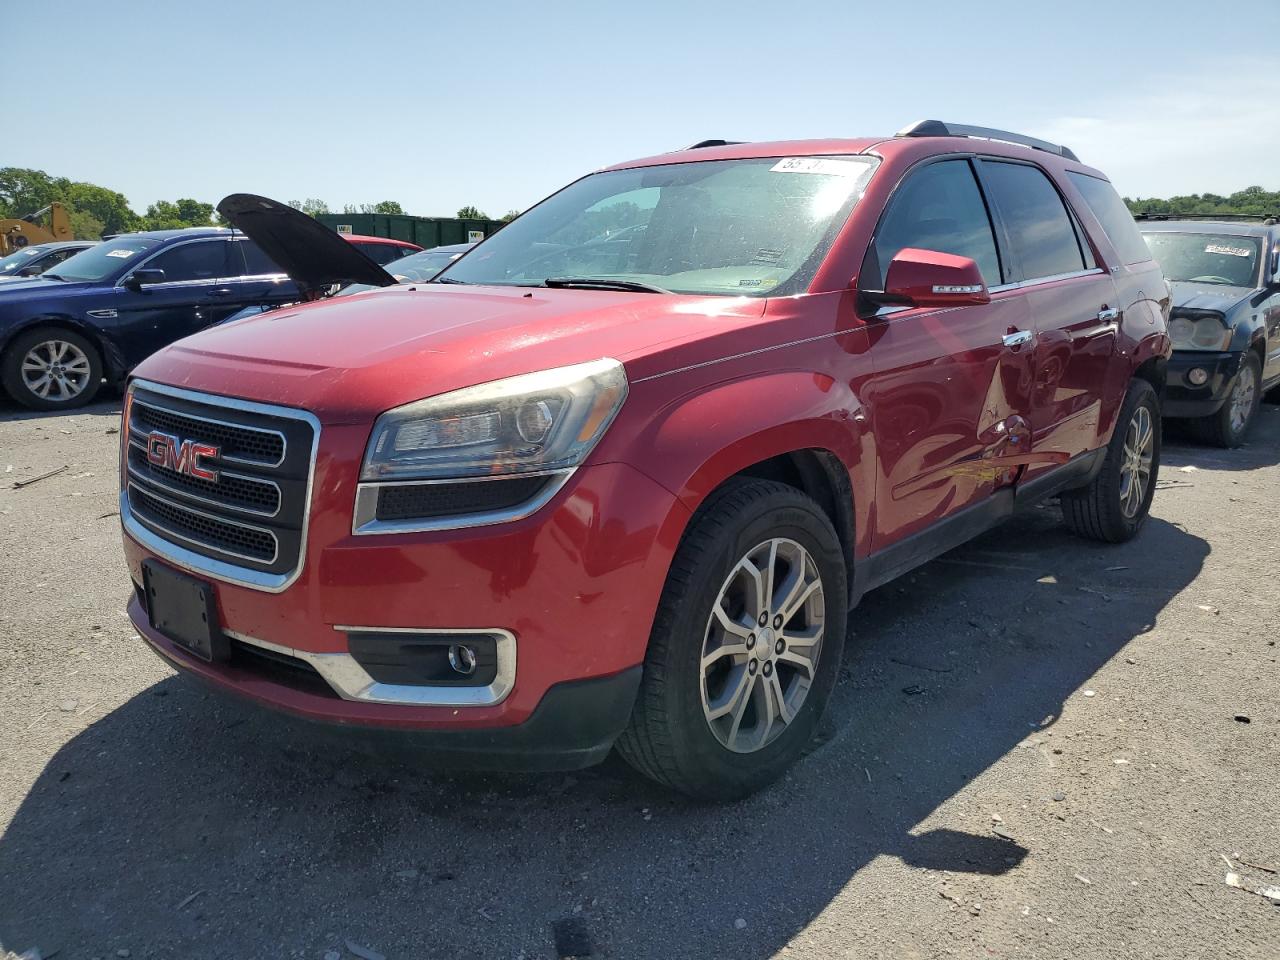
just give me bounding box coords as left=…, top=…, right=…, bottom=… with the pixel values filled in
left=437, top=156, right=879, bottom=296
left=1142, top=231, right=1262, bottom=287
left=45, top=236, right=161, bottom=282
left=0, top=246, right=49, bottom=274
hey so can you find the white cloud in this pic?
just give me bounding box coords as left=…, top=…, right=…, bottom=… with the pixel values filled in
left=1031, top=60, right=1280, bottom=199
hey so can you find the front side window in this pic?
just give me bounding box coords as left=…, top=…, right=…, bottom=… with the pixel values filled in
left=0, top=246, right=48, bottom=275
left=1067, top=172, right=1151, bottom=266
left=146, top=240, right=230, bottom=283
left=869, top=159, right=1002, bottom=287
left=44, top=236, right=161, bottom=282
left=437, top=156, right=880, bottom=296
left=980, top=161, right=1086, bottom=281
left=1142, top=232, right=1261, bottom=288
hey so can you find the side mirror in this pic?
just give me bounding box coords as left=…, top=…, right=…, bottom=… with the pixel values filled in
left=124, top=267, right=166, bottom=290
left=868, top=247, right=990, bottom=308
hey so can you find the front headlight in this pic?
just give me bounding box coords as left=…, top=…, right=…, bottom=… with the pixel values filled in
left=360, top=358, right=628, bottom=482
left=1168, top=313, right=1230, bottom=350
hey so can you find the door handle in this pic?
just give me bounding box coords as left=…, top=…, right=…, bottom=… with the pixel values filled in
left=1097, top=307, right=1120, bottom=321
left=1003, top=330, right=1033, bottom=348
left=209, top=288, right=234, bottom=298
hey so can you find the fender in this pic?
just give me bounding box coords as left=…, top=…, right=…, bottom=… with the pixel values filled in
left=0, top=313, right=128, bottom=381
left=599, top=368, right=874, bottom=566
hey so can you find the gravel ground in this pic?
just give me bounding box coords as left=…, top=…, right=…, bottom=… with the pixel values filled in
left=1, top=391, right=1277, bottom=960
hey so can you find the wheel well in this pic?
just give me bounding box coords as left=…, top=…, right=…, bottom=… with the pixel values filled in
left=2, top=318, right=110, bottom=377
left=1132, top=355, right=1167, bottom=397
left=731, top=449, right=856, bottom=587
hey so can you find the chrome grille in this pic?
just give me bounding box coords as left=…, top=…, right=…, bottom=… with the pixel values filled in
left=122, top=381, right=319, bottom=591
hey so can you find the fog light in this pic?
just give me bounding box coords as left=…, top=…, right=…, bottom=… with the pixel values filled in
left=1188, top=367, right=1209, bottom=386
left=448, top=643, right=477, bottom=676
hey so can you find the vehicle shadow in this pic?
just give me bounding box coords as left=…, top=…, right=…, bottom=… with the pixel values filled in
left=1161, top=403, right=1280, bottom=472
left=0, top=510, right=1206, bottom=960
left=0, top=390, right=122, bottom=424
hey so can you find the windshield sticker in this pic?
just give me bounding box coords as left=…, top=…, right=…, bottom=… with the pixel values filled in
left=771, top=157, right=866, bottom=177
left=1205, top=243, right=1252, bottom=258
left=105, top=249, right=137, bottom=258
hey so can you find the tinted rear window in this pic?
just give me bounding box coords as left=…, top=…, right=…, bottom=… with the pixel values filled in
left=235, top=239, right=284, bottom=276
left=1067, top=172, right=1152, bottom=266
left=980, top=161, right=1086, bottom=281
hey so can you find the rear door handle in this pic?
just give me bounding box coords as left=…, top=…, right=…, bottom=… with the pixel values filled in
left=1097, top=307, right=1120, bottom=321
left=1003, top=330, right=1033, bottom=348
left=209, top=288, right=234, bottom=298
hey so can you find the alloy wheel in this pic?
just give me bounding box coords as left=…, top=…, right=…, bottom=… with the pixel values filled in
left=1228, top=364, right=1257, bottom=435
left=21, top=339, right=92, bottom=401
left=1119, top=405, right=1154, bottom=519
left=700, top=538, right=825, bottom=753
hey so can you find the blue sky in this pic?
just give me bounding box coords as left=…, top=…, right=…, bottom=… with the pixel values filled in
left=9, top=0, right=1279, bottom=219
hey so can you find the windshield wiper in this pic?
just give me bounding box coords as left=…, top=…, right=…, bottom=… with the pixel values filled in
left=543, top=277, right=671, bottom=294
left=430, top=276, right=470, bottom=285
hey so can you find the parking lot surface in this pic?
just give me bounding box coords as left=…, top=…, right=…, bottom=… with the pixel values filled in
left=1, top=392, right=1277, bottom=959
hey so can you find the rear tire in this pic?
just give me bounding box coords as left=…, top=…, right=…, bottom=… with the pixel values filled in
left=616, top=478, right=847, bottom=801
left=2, top=326, right=103, bottom=411
left=1060, top=378, right=1160, bottom=544
left=1191, top=352, right=1261, bottom=448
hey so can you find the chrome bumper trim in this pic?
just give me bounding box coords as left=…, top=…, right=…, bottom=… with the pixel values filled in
left=225, top=626, right=517, bottom=707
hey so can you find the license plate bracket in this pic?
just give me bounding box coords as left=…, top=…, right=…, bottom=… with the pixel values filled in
left=142, top=560, right=228, bottom=662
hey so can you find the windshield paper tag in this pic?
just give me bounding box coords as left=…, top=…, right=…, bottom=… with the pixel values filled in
left=1205, top=243, right=1251, bottom=258
left=105, top=249, right=135, bottom=258
left=771, top=157, right=864, bottom=177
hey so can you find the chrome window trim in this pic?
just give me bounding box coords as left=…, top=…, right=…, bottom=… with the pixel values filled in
left=351, top=469, right=575, bottom=536
left=988, top=266, right=1104, bottom=293
left=126, top=482, right=280, bottom=566
left=114, top=236, right=232, bottom=289
left=125, top=442, right=283, bottom=519
left=225, top=626, right=517, bottom=707
left=129, top=395, right=288, bottom=467
left=122, top=379, right=320, bottom=593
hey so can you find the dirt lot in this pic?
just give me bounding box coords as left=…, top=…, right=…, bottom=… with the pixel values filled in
left=0, top=390, right=1277, bottom=960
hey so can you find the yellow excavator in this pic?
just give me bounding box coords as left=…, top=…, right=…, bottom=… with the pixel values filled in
left=0, top=202, right=75, bottom=256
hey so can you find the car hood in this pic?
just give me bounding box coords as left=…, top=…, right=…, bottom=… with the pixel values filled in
left=0, top=276, right=97, bottom=300
left=1168, top=280, right=1254, bottom=313
left=132, top=283, right=768, bottom=423
left=216, top=194, right=398, bottom=292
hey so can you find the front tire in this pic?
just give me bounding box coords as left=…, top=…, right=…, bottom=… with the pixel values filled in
left=1060, top=378, right=1160, bottom=543
left=1191, top=352, right=1260, bottom=448
left=2, top=326, right=103, bottom=410
left=616, top=479, right=847, bottom=801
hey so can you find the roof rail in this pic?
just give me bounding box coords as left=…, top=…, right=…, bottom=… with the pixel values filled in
left=897, top=120, right=1079, bottom=163
left=682, top=139, right=744, bottom=150
left=1133, top=212, right=1279, bottom=225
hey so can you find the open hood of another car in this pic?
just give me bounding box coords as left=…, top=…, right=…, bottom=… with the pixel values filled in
left=216, top=194, right=397, bottom=291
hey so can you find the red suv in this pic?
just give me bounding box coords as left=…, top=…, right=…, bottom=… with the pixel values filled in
left=120, top=122, right=1170, bottom=799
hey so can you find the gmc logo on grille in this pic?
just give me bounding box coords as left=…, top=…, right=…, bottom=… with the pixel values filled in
left=146, top=431, right=220, bottom=482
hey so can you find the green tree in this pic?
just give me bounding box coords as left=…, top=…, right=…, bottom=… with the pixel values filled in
left=364, top=200, right=404, bottom=215
left=64, top=182, right=137, bottom=234
left=139, top=198, right=216, bottom=231
left=288, top=198, right=331, bottom=217
left=66, top=209, right=106, bottom=240
left=499, top=209, right=521, bottom=223
left=457, top=205, right=488, bottom=220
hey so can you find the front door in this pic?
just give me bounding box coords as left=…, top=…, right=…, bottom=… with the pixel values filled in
left=861, top=157, right=1035, bottom=551
left=114, top=238, right=233, bottom=366
left=976, top=159, right=1120, bottom=470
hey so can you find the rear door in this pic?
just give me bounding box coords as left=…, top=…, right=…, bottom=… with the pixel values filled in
left=210, top=238, right=300, bottom=322
left=861, top=157, right=1035, bottom=550
left=977, top=159, right=1120, bottom=471
left=113, top=238, right=234, bottom=365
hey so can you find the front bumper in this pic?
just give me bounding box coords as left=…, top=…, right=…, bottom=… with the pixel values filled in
left=123, top=457, right=688, bottom=762
left=1164, top=350, right=1244, bottom=419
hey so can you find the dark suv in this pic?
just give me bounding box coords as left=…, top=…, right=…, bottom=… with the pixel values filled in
left=1139, top=217, right=1280, bottom=446
left=121, top=122, right=1171, bottom=799
left=0, top=228, right=298, bottom=410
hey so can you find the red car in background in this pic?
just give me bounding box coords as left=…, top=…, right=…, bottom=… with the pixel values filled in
left=119, top=122, right=1170, bottom=799
left=342, top=233, right=421, bottom=265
